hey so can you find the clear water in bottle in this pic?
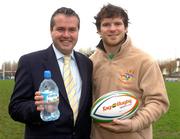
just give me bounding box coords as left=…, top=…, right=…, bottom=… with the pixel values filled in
left=39, top=70, right=60, bottom=121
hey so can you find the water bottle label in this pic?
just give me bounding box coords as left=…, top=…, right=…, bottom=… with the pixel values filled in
left=41, top=90, right=59, bottom=114
left=41, top=90, right=59, bottom=103
left=41, top=90, right=59, bottom=102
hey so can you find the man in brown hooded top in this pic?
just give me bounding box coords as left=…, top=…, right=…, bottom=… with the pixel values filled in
left=90, top=3, right=169, bottom=139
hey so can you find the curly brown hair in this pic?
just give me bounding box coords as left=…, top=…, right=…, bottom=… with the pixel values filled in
left=94, top=3, right=129, bottom=31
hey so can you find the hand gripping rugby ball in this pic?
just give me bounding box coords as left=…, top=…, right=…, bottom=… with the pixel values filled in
left=90, top=90, right=139, bottom=122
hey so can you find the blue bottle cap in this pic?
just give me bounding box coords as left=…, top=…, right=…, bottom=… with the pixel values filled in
left=44, top=70, right=51, bottom=79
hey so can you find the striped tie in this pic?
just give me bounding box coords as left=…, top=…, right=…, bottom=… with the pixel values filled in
left=63, top=56, right=78, bottom=123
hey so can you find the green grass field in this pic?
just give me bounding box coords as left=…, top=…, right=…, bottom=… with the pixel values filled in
left=0, top=80, right=179, bottom=139
left=0, top=80, right=24, bottom=139
left=153, top=82, right=180, bottom=139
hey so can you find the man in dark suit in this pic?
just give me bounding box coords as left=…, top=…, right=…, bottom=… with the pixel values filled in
left=8, top=7, right=93, bottom=139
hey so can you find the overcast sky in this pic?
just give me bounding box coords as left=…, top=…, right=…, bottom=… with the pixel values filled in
left=0, top=0, right=180, bottom=66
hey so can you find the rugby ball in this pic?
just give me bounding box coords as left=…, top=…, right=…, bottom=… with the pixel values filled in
left=90, top=90, right=139, bottom=122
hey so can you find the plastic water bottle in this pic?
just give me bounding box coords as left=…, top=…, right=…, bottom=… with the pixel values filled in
left=39, top=70, right=60, bottom=121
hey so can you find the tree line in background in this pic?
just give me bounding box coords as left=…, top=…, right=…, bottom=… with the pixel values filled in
left=158, top=59, right=178, bottom=76
left=0, top=48, right=179, bottom=79
left=0, top=61, right=17, bottom=79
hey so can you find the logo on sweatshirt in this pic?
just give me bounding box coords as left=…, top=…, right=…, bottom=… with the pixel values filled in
left=119, top=70, right=135, bottom=84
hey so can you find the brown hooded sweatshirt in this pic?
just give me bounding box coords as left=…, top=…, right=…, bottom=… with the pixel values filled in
left=90, top=36, right=169, bottom=139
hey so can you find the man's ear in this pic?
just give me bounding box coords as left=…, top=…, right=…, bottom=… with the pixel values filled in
left=125, top=28, right=128, bottom=33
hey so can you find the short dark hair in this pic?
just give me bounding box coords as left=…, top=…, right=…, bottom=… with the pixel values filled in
left=50, top=7, right=80, bottom=31
left=94, top=4, right=129, bottom=30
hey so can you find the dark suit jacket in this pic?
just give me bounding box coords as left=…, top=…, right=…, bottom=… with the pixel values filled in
left=8, top=46, right=93, bottom=139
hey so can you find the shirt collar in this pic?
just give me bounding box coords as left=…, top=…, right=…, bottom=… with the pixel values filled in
left=52, top=44, right=75, bottom=61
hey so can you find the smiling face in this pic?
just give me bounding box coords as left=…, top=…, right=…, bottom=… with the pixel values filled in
left=51, top=14, right=79, bottom=55
left=98, top=17, right=127, bottom=47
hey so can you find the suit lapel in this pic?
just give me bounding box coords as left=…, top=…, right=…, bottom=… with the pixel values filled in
left=42, top=46, right=69, bottom=104
left=74, top=52, right=87, bottom=112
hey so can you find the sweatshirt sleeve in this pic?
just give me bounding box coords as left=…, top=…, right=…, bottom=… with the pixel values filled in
left=131, top=60, right=170, bottom=131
